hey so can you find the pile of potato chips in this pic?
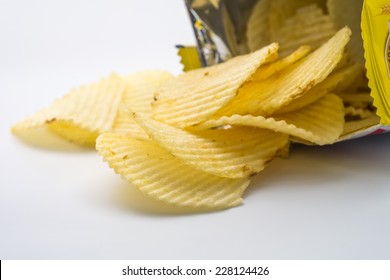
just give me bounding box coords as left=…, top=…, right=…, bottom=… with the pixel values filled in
left=12, top=19, right=379, bottom=210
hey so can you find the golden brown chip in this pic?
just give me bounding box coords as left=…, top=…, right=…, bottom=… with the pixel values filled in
left=96, top=133, right=250, bottom=209
left=152, top=43, right=279, bottom=128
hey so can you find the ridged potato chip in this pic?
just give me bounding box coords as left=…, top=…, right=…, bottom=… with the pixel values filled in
left=193, top=94, right=344, bottom=145
left=252, top=45, right=311, bottom=81
left=214, top=27, right=351, bottom=118
left=133, top=114, right=289, bottom=179
left=268, top=0, right=328, bottom=42
left=272, top=4, right=336, bottom=56
left=342, top=114, right=381, bottom=137
left=47, top=120, right=99, bottom=147
left=274, top=63, right=361, bottom=114
left=152, top=43, right=279, bottom=128
left=247, top=0, right=328, bottom=54
left=337, top=92, right=373, bottom=105
left=246, top=0, right=272, bottom=52
left=112, top=70, right=173, bottom=140
left=123, top=70, right=174, bottom=114
left=112, top=109, right=149, bottom=140
left=344, top=106, right=373, bottom=120
left=96, top=133, right=250, bottom=209
left=276, top=94, right=344, bottom=144
left=337, top=91, right=374, bottom=109
left=12, top=73, right=126, bottom=147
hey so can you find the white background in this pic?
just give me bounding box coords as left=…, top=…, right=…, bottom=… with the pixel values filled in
left=0, top=0, right=390, bottom=259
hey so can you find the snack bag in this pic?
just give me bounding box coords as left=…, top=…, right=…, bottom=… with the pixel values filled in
left=362, top=0, right=390, bottom=125
left=182, top=0, right=390, bottom=140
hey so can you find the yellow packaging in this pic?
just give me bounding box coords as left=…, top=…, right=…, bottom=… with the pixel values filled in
left=362, top=0, right=390, bottom=124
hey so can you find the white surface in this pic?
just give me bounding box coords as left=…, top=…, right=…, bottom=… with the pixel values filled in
left=1, top=0, right=390, bottom=260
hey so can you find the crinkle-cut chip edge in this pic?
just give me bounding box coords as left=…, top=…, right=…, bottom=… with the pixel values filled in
left=274, top=93, right=345, bottom=145
left=152, top=43, right=279, bottom=128
left=252, top=45, right=311, bottom=81
left=96, top=133, right=250, bottom=209
left=274, top=63, right=361, bottom=114
left=213, top=27, right=352, bottom=118
left=121, top=70, right=174, bottom=115
left=192, top=94, right=344, bottom=145
left=340, top=114, right=381, bottom=139
left=11, top=73, right=126, bottom=146
left=134, top=113, right=289, bottom=178
left=344, top=106, right=373, bottom=119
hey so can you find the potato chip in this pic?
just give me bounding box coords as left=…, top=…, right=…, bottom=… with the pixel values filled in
left=12, top=73, right=126, bottom=147
left=276, top=94, right=344, bottom=144
left=269, top=0, right=328, bottom=43
left=272, top=4, right=336, bottom=56
left=112, top=70, right=173, bottom=140
left=342, top=114, right=381, bottom=137
left=246, top=0, right=272, bottom=52
left=252, top=45, right=311, bottom=81
left=193, top=94, right=344, bottom=145
left=177, top=46, right=202, bottom=72
left=214, top=27, right=351, bottom=117
left=47, top=120, right=99, bottom=147
left=112, top=108, right=149, bottom=140
left=152, top=43, right=279, bottom=128
left=336, top=91, right=374, bottom=109
left=277, top=141, right=291, bottom=159
left=96, top=133, right=250, bottom=209
left=331, top=64, right=367, bottom=92
left=344, top=106, right=373, bottom=120
left=123, top=70, right=174, bottom=113
left=274, top=63, right=361, bottom=114
left=247, top=1, right=329, bottom=54
left=133, top=114, right=289, bottom=178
